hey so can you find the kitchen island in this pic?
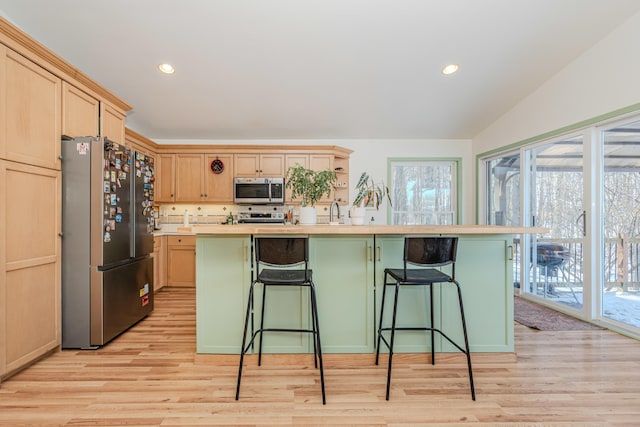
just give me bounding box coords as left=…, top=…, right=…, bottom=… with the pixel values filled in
left=189, top=224, right=540, bottom=355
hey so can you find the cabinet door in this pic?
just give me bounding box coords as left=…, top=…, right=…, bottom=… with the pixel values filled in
left=196, top=236, right=251, bottom=353
left=152, top=236, right=166, bottom=292
left=0, top=45, right=61, bottom=170
left=156, top=154, right=175, bottom=202
left=309, top=154, right=333, bottom=172
left=310, top=154, right=334, bottom=203
left=449, top=236, right=514, bottom=352
left=285, top=154, right=308, bottom=203
left=99, top=102, right=125, bottom=145
left=234, top=154, right=285, bottom=177
left=1, top=160, right=61, bottom=376
left=259, top=154, right=285, bottom=176
left=62, top=82, right=99, bottom=138
left=167, top=236, right=196, bottom=287
left=234, top=154, right=260, bottom=177
left=175, top=154, right=204, bottom=202
left=311, top=236, right=375, bottom=353
left=375, top=236, right=434, bottom=353
left=204, top=154, right=234, bottom=202
left=156, top=236, right=167, bottom=289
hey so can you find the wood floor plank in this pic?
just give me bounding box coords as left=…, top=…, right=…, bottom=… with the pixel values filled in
left=1, top=286, right=640, bottom=426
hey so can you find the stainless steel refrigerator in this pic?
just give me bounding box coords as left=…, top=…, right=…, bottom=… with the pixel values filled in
left=61, top=136, right=155, bottom=348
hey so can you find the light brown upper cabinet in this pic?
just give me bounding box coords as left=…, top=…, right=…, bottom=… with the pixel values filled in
left=310, top=154, right=334, bottom=203
left=283, top=154, right=335, bottom=204
left=62, top=82, right=99, bottom=138
left=99, top=102, right=125, bottom=145
left=175, top=154, right=204, bottom=202
left=156, top=154, right=176, bottom=202
left=284, top=154, right=309, bottom=202
left=174, top=153, right=235, bottom=203
left=125, top=128, right=157, bottom=158
left=0, top=45, right=61, bottom=170
left=234, top=153, right=284, bottom=177
left=153, top=146, right=350, bottom=205
left=204, top=154, right=234, bottom=203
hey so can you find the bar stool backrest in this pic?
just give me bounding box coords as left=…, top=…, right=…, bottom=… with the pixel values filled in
left=404, top=237, right=458, bottom=277
left=255, top=237, right=309, bottom=268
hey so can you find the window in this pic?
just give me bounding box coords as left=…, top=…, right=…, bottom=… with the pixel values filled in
left=389, top=159, right=459, bottom=225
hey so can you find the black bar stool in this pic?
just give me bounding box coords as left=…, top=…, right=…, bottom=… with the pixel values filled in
left=375, top=236, right=475, bottom=401
left=235, top=237, right=326, bottom=404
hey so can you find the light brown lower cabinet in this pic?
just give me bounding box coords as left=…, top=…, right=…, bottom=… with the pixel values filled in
left=153, top=236, right=166, bottom=291
left=1, top=160, right=61, bottom=380
left=166, top=236, right=195, bottom=287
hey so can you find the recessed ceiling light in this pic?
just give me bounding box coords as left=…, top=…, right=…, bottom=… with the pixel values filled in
left=158, top=63, right=175, bottom=74
left=442, top=64, right=459, bottom=75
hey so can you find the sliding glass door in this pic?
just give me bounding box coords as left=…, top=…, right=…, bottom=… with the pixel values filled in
left=526, top=135, right=585, bottom=309
left=600, top=120, right=640, bottom=328
left=483, top=114, right=640, bottom=337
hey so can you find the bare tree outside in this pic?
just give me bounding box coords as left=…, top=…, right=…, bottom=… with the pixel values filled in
left=390, top=160, right=457, bottom=225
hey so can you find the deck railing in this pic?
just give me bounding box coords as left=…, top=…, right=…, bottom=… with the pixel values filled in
left=513, top=237, right=640, bottom=292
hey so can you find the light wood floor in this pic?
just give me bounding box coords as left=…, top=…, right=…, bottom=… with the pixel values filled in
left=1, top=287, right=640, bottom=426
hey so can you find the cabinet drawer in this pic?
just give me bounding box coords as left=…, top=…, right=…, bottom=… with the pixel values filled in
left=167, top=235, right=195, bottom=246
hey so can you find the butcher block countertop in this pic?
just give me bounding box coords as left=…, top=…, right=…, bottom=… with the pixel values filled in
left=164, top=224, right=544, bottom=235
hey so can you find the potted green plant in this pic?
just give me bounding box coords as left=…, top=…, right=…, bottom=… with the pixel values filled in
left=285, top=165, right=337, bottom=225
left=350, top=172, right=391, bottom=225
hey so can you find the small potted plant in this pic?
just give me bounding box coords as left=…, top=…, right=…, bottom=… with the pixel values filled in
left=285, top=165, right=337, bottom=225
left=350, top=172, right=391, bottom=225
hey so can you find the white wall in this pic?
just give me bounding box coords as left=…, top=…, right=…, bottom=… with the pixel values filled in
left=473, top=10, right=640, bottom=156
left=156, top=138, right=473, bottom=224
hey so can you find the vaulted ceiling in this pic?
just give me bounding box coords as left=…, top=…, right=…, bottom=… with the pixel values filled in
left=1, top=0, right=639, bottom=141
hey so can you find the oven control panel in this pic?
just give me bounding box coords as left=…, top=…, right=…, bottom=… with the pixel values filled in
left=237, top=211, right=285, bottom=223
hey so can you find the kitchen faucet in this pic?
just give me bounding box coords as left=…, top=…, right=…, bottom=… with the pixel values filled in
left=329, top=200, right=340, bottom=223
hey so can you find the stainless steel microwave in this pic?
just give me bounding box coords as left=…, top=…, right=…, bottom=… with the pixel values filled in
left=233, top=177, right=284, bottom=204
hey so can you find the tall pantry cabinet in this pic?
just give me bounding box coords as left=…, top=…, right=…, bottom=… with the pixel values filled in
left=0, top=43, right=62, bottom=379
left=0, top=18, right=131, bottom=380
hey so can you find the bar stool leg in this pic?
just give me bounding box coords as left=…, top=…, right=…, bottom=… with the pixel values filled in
left=236, top=281, right=256, bottom=400
left=257, top=283, right=267, bottom=366
left=309, top=282, right=326, bottom=404
left=430, top=284, right=435, bottom=365
left=385, top=281, right=401, bottom=401
left=309, top=284, right=318, bottom=369
left=375, top=271, right=390, bottom=365
left=454, top=280, right=476, bottom=400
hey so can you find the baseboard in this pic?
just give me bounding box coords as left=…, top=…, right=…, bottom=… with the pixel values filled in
left=194, top=351, right=517, bottom=366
